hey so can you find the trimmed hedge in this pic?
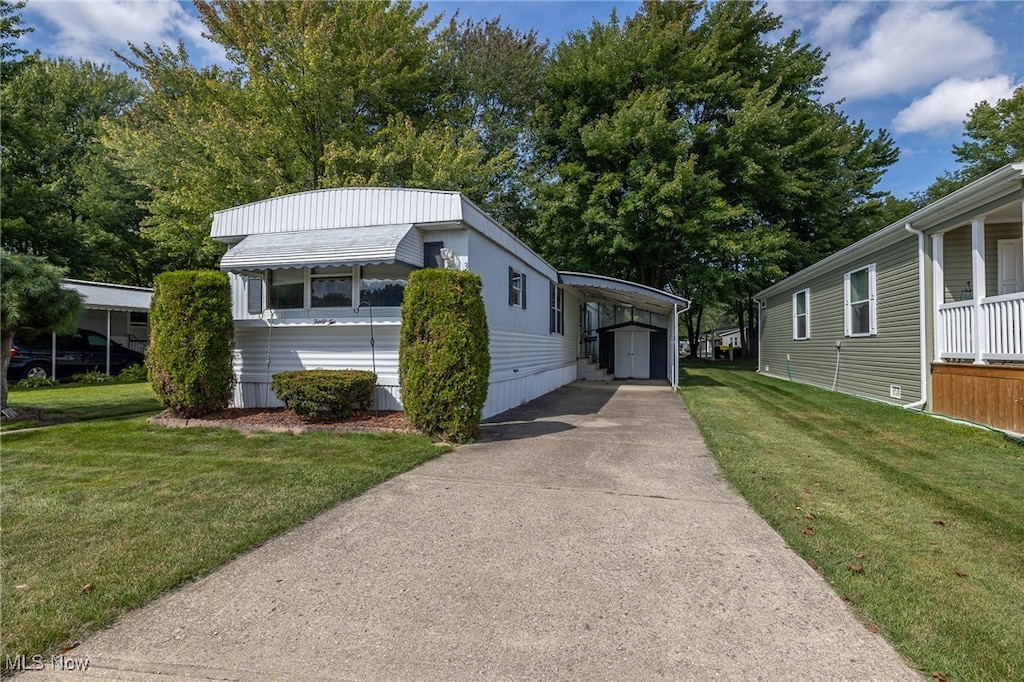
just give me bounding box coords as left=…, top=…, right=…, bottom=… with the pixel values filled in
left=147, top=271, right=234, bottom=418
left=399, top=269, right=490, bottom=443
left=271, top=369, right=376, bottom=420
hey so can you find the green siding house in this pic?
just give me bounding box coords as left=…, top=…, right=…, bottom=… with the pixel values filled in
left=756, top=163, right=1024, bottom=434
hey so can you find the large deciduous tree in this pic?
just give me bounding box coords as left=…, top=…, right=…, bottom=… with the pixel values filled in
left=529, top=0, right=898, bottom=355
left=105, top=0, right=529, bottom=270
left=0, top=253, right=83, bottom=410
left=0, top=58, right=145, bottom=279
left=922, top=86, right=1024, bottom=202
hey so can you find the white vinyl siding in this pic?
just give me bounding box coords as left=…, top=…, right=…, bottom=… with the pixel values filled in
left=792, top=288, right=810, bottom=340
left=844, top=264, right=877, bottom=336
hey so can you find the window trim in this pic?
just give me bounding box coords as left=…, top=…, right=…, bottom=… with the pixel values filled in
left=844, top=264, right=877, bottom=337
left=549, top=281, right=564, bottom=335
left=792, top=288, right=810, bottom=340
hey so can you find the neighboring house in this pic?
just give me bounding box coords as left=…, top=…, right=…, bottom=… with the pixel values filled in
left=210, top=188, right=689, bottom=418
left=18, top=280, right=153, bottom=380
left=63, top=279, right=152, bottom=353
left=697, top=326, right=742, bottom=358
left=756, top=162, right=1024, bottom=433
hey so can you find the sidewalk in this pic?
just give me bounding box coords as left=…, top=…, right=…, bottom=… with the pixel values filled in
left=25, top=381, right=919, bottom=680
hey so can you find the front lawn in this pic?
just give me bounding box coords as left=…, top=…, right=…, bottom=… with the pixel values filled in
left=2, top=382, right=161, bottom=430
left=1, top=418, right=447, bottom=667
left=678, top=361, right=1024, bottom=681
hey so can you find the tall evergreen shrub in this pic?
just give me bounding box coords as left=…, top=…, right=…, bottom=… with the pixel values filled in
left=147, top=270, right=234, bottom=417
left=400, top=269, right=490, bottom=442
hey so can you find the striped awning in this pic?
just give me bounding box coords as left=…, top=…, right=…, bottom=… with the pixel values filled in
left=220, top=225, right=423, bottom=272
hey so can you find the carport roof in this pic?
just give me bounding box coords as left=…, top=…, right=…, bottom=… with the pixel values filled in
left=63, top=279, right=153, bottom=312
left=558, top=272, right=689, bottom=314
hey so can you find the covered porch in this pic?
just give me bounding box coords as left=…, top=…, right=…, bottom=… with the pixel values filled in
left=558, top=272, right=689, bottom=387
left=933, top=198, right=1023, bottom=364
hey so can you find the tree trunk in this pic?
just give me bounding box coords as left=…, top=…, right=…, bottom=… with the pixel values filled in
left=735, top=299, right=746, bottom=356
left=747, top=295, right=758, bottom=358
left=1, top=331, right=14, bottom=411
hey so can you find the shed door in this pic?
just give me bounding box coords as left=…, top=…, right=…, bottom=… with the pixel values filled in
left=998, top=239, right=1023, bottom=295
left=614, top=330, right=651, bottom=379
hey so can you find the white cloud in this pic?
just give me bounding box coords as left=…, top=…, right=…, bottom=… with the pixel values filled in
left=810, top=2, right=872, bottom=46
left=27, top=0, right=223, bottom=65
left=821, top=3, right=998, bottom=101
left=892, top=75, right=1020, bottom=134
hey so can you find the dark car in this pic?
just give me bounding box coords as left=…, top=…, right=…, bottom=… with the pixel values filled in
left=9, top=328, right=146, bottom=381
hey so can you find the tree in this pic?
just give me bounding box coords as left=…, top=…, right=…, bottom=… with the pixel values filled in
left=0, top=57, right=144, bottom=278
left=921, top=86, right=1024, bottom=202
left=105, top=1, right=525, bottom=270
left=0, top=253, right=83, bottom=410
left=528, top=0, right=897, bottom=356
left=1, top=0, right=31, bottom=65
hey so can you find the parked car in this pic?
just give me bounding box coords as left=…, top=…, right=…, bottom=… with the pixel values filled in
left=9, top=328, right=145, bottom=381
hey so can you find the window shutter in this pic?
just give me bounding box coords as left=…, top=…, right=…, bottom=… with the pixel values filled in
left=843, top=272, right=851, bottom=336
left=868, top=264, right=878, bottom=335
left=520, top=273, right=526, bottom=309
left=805, top=290, right=811, bottom=338
left=509, top=266, right=515, bottom=306
left=550, top=281, right=556, bottom=333
left=247, top=276, right=264, bottom=315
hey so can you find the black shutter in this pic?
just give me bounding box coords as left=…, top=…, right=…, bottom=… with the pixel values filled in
left=508, top=266, right=515, bottom=306
left=424, top=241, right=444, bottom=268
left=247, top=276, right=264, bottom=314
left=520, top=272, right=526, bottom=309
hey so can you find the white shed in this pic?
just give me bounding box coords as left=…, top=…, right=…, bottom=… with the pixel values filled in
left=211, top=188, right=688, bottom=418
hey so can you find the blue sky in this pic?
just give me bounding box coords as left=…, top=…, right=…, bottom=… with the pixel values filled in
left=19, top=0, right=1024, bottom=199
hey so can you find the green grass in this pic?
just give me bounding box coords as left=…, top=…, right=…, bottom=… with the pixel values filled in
left=1, top=417, right=448, bottom=666
left=677, top=360, right=1024, bottom=682
left=3, top=382, right=161, bottom=430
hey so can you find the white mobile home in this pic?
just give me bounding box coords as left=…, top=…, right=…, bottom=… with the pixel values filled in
left=211, top=188, right=688, bottom=418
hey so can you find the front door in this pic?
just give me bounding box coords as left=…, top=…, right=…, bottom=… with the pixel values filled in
left=614, top=330, right=651, bottom=379
left=998, top=239, right=1024, bottom=295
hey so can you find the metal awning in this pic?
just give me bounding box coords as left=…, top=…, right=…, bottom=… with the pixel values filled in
left=558, top=272, right=689, bottom=314
left=62, top=279, right=152, bottom=312
left=219, top=224, right=423, bottom=272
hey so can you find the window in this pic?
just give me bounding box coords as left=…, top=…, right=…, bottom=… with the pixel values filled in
left=792, top=289, right=810, bottom=340
left=269, top=269, right=304, bottom=309
left=360, top=264, right=413, bottom=307
left=844, top=264, right=877, bottom=336
left=424, top=241, right=444, bottom=269
left=508, top=267, right=525, bottom=308
left=310, top=266, right=353, bottom=308
left=549, top=281, right=564, bottom=334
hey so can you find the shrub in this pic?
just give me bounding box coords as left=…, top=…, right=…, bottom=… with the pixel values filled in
left=13, top=376, right=59, bottom=390
left=399, top=269, right=490, bottom=443
left=271, top=369, right=376, bottom=420
left=115, top=363, right=148, bottom=383
left=72, top=371, right=115, bottom=384
left=147, top=271, right=234, bottom=418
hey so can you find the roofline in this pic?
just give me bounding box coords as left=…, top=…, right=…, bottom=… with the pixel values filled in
left=62, top=278, right=154, bottom=293
left=208, top=186, right=463, bottom=221
left=559, top=271, right=691, bottom=308
left=756, top=161, right=1024, bottom=299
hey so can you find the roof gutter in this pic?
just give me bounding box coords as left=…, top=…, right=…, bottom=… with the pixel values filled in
left=903, top=222, right=928, bottom=410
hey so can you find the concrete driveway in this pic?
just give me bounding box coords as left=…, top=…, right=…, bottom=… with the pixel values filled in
left=27, top=381, right=919, bottom=680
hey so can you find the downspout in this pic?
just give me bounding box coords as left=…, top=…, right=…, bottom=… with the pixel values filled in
left=904, top=223, right=928, bottom=410
left=755, top=298, right=764, bottom=373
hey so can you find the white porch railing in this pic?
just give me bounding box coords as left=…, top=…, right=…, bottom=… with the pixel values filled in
left=938, top=292, right=1024, bottom=361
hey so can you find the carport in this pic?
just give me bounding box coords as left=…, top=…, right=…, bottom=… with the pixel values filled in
left=558, top=272, right=689, bottom=387
left=37, top=280, right=154, bottom=379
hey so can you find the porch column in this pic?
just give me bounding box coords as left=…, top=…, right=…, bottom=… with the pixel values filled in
left=932, top=234, right=944, bottom=362
left=971, top=216, right=987, bottom=364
